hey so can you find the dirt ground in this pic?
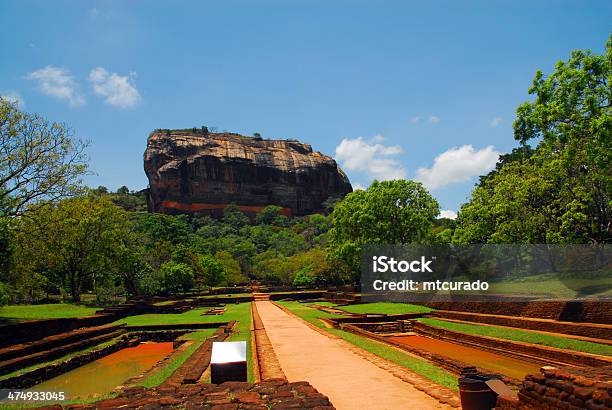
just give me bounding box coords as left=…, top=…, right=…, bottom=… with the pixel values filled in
left=255, top=301, right=452, bottom=410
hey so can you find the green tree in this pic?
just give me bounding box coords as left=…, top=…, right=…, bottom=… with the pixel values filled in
left=214, top=250, right=247, bottom=285
left=134, top=213, right=192, bottom=246
left=200, top=255, right=226, bottom=287
left=456, top=35, right=611, bottom=244
left=158, top=261, right=194, bottom=294
left=12, top=196, right=130, bottom=302
left=328, top=180, right=439, bottom=280
left=0, top=98, right=89, bottom=217
left=256, top=205, right=289, bottom=226
left=293, top=268, right=315, bottom=287
left=223, top=204, right=250, bottom=232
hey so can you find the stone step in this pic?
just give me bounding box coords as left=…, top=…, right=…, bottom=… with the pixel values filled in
left=253, top=293, right=271, bottom=301
left=0, top=329, right=125, bottom=376
left=0, top=323, right=125, bottom=363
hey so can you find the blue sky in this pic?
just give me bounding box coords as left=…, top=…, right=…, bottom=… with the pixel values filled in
left=1, top=1, right=611, bottom=216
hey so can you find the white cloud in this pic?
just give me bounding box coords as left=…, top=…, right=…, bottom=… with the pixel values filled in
left=410, top=116, right=421, bottom=123
left=1, top=92, right=24, bottom=108
left=26, top=66, right=84, bottom=106
left=490, top=117, right=502, bottom=127
left=353, top=184, right=366, bottom=191
left=415, top=145, right=500, bottom=190
left=439, top=209, right=457, bottom=220
left=89, top=67, right=140, bottom=108
left=335, top=136, right=407, bottom=181
left=428, top=115, right=440, bottom=123
left=89, top=7, right=99, bottom=18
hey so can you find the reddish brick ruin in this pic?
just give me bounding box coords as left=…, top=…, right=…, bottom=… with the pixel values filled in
left=496, top=366, right=612, bottom=410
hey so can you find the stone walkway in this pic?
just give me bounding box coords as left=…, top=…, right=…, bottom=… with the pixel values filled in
left=255, top=301, right=452, bottom=410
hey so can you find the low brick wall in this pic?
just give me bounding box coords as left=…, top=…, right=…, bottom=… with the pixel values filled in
left=340, top=323, right=478, bottom=379
left=330, top=313, right=426, bottom=324
left=269, top=290, right=329, bottom=301
left=414, top=322, right=612, bottom=368
left=0, top=337, right=137, bottom=389
left=0, top=314, right=117, bottom=348
left=349, top=321, right=412, bottom=334
left=126, top=330, right=191, bottom=343
left=124, top=322, right=228, bottom=331
left=431, top=310, right=612, bottom=340
left=423, top=300, right=612, bottom=324
left=495, top=365, right=612, bottom=410
left=75, top=379, right=334, bottom=409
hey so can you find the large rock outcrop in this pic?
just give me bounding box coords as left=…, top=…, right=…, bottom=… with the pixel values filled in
left=144, top=130, right=352, bottom=217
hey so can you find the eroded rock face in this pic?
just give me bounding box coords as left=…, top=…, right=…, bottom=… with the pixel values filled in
left=144, top=131, right=352, bottom=217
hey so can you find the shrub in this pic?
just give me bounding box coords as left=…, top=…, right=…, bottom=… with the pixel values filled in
left=159, top=261, right=194, bottom=294
left=0, top=282, right=10, bottom=306
left=293, top=268, right=315, bottom=287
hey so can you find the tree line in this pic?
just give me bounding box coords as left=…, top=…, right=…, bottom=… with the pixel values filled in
left=0, top=36, right=609, bottom=305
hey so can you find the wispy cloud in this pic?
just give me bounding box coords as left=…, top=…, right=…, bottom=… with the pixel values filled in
left=439, top=209, right=457, bottom=220
left=410, top=116, right=421, bottom=123
left=490, top=117, right=502, bottom=127
left=415, top=145, right=500, bottom=190
left=89, top=7, right=99, bottom=18
left=335, top=135, right=407, bottom=181
left=26, top=65, right=85, bottom=106
left=89, top=67, right=140, bottom=108
left=428, top=115, right=440, bottom=123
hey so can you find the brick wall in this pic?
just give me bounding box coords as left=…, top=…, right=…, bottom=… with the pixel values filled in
left=424, top=300, right=612, bottom=324
left=430, top=310, right=612, bottom=340
left=496, top=366, right=612, bottom=410
left=414, top=322, right=612, bottom=368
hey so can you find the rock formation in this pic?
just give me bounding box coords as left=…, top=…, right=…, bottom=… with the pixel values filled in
left=144, top=130, right=352, bottom=217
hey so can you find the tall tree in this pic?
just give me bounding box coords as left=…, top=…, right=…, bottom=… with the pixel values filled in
left=328, top=180, right=439, bottom=279
left=456, top=35, right=611, bottom=244
left=12, top=196, right=130, bottom=302
left=0, top=98, right=89, bottom=216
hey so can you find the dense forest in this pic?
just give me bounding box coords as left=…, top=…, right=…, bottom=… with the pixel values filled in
left=0, top=36, right=609, bottom=306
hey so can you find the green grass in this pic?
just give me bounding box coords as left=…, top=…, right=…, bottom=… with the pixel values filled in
left=179, top=329, right=217, bottom=341
left=277, top=301, right=458, bottom=391
left=138, top=340, right=203, bottom=387
left=117, top=302, right=254, bottom=382
left=485, top=270, right=612, bottom=299
left=308, top=301, right=337, bottom=307
left=418, top=318, right=612, bottom=357
left=334, top=302, right=433, bottom=315
left=226, top=303, right=255, bottom=382
left=195, top=293, right=252, bottom=300
left=0, top=304, right=99, bottom=322
left=114, top=306, right=229, bottom=326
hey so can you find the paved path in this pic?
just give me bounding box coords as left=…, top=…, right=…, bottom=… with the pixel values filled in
left=255, top=301, right=449, bottom=410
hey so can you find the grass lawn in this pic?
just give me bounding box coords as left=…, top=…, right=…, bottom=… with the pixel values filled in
left=138, top=340, right=203, bottom=388
left=419, top=318, right=612, bottom=357
left=117, top=302, right=254, bottom=383
left=277, top=301, right=458, bottom=391
left=196, top=293, right=252, bottom=299
left=0, top=304, right=254, bottom=408
left=114, top=306, right=229, bottom=326
left=0, top=304, right=99, bottom=322
left=334, top=302, right=432, bottom=315
left=179, top=329, right=217, bottom=341
left=308, top=301, right=337, bottom=307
